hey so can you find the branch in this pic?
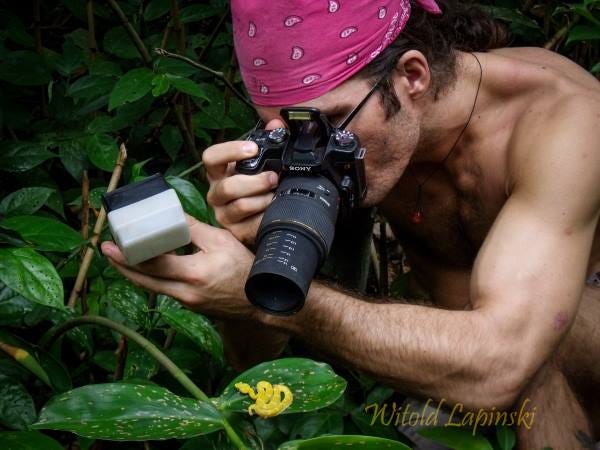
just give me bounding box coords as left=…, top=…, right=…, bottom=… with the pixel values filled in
left=154, top=48, right=254, bottom=109
left=197, top=6, right=230, bottom=63
left=171, top=100, right=199, bottom=161
left=67, top=144, right=128, bottom=308
left=105, top=0, right=152, bottom=66
left=86, top=0, right=98, bottom=60
left=544, top=15, right=580, bottom=50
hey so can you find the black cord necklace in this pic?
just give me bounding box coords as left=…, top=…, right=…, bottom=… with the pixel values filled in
left=409, top=52, right=483, bottom=224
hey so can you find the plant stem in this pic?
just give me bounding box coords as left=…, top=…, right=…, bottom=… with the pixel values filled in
left=197, top=7, right=230, bottom=63
left=544, top=16, right=579, bottom=50
left=105, top=0, right=152, bottom=66
left=154, top=48, right=253, bottom=109
left=67, top=144, right=127, bottom=308
left=176, top=161, right=203, bottom=178
left=86, top=0, right=98, bottom=60
left=41, top=315, right=247, bottom=449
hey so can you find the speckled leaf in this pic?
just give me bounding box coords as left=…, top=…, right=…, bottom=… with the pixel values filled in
left=0, top=375, right=36, bottom=430
left=0, top=187, right=54, bottom=217
left=0, top=216, right=84, bottom=252
left=0, top=283, right=50, bottom=327
left=278, top=435, right=411, bottom=450
left=0, top=431, right=64, bottom=450
left=216, top=358, right=347, bottom=414
left=101, top=280, right=148, bottom=331
left=0, top=248, right=63, bottom=309
left=160, top=308, right=224, bottom=365
left=32, top=383, right=224, bottom=440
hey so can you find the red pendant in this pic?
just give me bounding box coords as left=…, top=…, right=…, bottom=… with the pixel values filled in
left=411, top=211, right=423, bottom=224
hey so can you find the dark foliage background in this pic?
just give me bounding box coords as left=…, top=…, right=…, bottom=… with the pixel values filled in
left=0, top=1, right=597, bottom=449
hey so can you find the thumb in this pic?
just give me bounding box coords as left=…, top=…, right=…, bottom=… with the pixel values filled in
left=265, top=118, right=287, bottom=131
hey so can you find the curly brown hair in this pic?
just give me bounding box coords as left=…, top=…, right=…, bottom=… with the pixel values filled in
left=361, top=0, right=510, bottom=118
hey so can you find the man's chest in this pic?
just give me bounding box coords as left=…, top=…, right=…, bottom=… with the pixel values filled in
left=379, top=153, right=508, bottom=269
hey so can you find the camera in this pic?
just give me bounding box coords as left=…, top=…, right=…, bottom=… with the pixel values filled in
left=102, top=174, right=191, bottom=265
left=236, top=107, right=367, bottom=315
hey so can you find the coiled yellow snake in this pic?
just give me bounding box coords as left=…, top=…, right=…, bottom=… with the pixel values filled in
left=234, top=381, right=293, bottom=418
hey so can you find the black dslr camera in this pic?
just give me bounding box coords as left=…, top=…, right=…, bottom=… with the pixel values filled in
left=236, top=107, right=367, bottom=315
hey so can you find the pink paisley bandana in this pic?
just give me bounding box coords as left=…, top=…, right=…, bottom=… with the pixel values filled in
left=232, top=0, right=442, bottom=106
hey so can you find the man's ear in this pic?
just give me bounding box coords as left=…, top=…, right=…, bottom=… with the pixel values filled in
left=394, top=50, right=431, bottom=100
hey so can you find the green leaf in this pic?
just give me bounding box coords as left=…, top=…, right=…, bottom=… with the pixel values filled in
left=278, top=435, right=411, bottom=450
left=0, top=375, right=36, bottom=430
left=108, top=67, right=155, bottom=111
left=418, top=427, right=494, bottom=450
left=160, top=308, right=224, bottom=365
left=592, top=62, right=600, bottom=74
left=0, top=14, right=35, bottom=47
left=567, top=25, right=600, bottom=45
left=151, top=74, right=171, bottom=97
left=180, top=4, right=220, bottom=23
left=101, top=280, right=149, bottom=331
left=216, top=358, right=347, bottom=414
left=159, top=124, right=183, bottom=160
left=67, top=75, right=116, bottom=103
left=0, top=141, right=55, bottom=173
left=166, top=176, right=209, bottom=222
left=167, top=75, right=209, bottom=100
left=59, top=139, right=89, bottom=181
left=289, top=412, right=344, bottom=439
left=0, top=216, right=84, bottom=252
left=0, top=283, right=50, bottom=327
left=86, top=133, right=118, bottom=171
left=0, top=51, right=52, bottom=85
left=32, top=383, right=224, bottom=440
left=144, top=0, right=172, bottom=21
left=0, top=431, right=64, bottom=450
left=0, top=248, right=63, bottom=309
left=0, top=187, right=54, bottom=217
left=103, top=27, right=141, bottom=59
left=496, top=426, right=516, bottom=450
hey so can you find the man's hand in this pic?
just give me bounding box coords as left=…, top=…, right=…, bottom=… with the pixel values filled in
left=100, top=215, right=257, bottom=321
left=203, top=119, right=285, bottom=245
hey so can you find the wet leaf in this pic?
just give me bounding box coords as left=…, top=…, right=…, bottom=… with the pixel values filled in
left=32, top=383, right=224, bottom=440
left=108, top=67, right=154, bottom=111
left=217, top=358, right=347, bottom=414
left=0, top=375, right=36, bottom=430
left=166, top=176, right=209, bottom=223
left=86, top=133, right=119, bottom=172
left=0, top=248, right=63, bottom=309
left=0, top=216, right=84, bottom=252
left=0, top=187, right=55, bottom=217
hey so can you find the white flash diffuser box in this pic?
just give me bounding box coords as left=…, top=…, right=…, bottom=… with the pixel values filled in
left=102, top=174, right=191, bottom=265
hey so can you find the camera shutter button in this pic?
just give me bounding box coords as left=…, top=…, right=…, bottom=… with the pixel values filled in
left=268, top=128, right=288, bottom=144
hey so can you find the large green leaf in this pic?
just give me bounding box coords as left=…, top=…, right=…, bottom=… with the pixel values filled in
left=288, top=412, right=344, bottom=439
left=166, top=176, right=209, bottom=223
left=0, top=248, right=63, bottom=309
left=0, top=187, right=54, bottom=217
left=32, top=383, right=224, bottom=440
left=0, top=375, right=36, bottom=430
left=67, top=75, right=116, bottom=103
left=167, top=75, right=209, bottom=100
left=101, top=280, right=149, bottom=331
left=103, top=27, right=140, bottom=59
left=160, top=308, right=224, bottom=365
left=496, top=426, right=516, bottom=450
left=0, top=51, right=52, bottom=85
left=86, top=133, right=118, bottom=171
left=0, top=216, right=83, bottom=252
left=0, top=142, right=55, bottom=173
left=567, top=25, right=600, bottom=45
left=278, top=435, right=411, bottom=450
left=0, top=283, right=50, bottom=327
left=216, top=358, right=347, bottom=414
left=0, top=431, right=64, bottom=450
left=108, top=67, right=155, bottom=111
left=59, top=139, right=88, bottom=181
left=159, top=124, right=183, bottom=160
left=418, top=427, right=494, bottom=450
left=144, top=0, right=171, bottom=21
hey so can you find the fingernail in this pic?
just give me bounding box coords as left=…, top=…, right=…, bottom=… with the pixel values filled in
left=268, top=172, right=278, bottom=186
left=242, top=142, right=257, bottom=155
left=101, top=242, right=114, bottom=257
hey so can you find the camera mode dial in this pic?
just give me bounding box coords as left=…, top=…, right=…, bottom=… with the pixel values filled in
left=334, top=130, right=355, bottom=148
left=268, top=128, right=288, bottom=144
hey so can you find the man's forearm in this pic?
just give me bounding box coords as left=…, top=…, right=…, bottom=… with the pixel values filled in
left=258, top=282, right=519, bottom=409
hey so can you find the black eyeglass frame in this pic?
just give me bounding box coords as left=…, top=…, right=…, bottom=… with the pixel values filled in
left=337, top=74, right=387, bottom=130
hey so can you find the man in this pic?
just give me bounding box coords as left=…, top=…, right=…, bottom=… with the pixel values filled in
left=100, top=0, right=600, bottom=448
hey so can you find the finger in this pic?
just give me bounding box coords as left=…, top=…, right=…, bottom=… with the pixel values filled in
left=185, top=214, right=234, bottom=252
left=229, top=215, right=263, bottom=245
left=217, top=193, right=273, bottom=225
left=207, top=172, right=278, bottom=207
left=203, top=141, right=259, bottom=181
left=108, top=259, right=193, bottom=302
left=101, top=241, right=127, bottom=265
left=264, top=118, right=287, bottom=130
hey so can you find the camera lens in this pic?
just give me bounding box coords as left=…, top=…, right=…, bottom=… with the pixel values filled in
left=245, top=175, right=339, bottom=315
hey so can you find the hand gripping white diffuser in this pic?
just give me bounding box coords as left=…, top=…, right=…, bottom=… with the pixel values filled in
left=102, top=174, right=191, bottom=265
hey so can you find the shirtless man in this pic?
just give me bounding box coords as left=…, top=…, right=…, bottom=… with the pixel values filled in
left=100, top=1, right=600, bottom=448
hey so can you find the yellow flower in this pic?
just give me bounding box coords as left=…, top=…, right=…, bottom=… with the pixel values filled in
left=234, top=380, right=293, bottom=418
